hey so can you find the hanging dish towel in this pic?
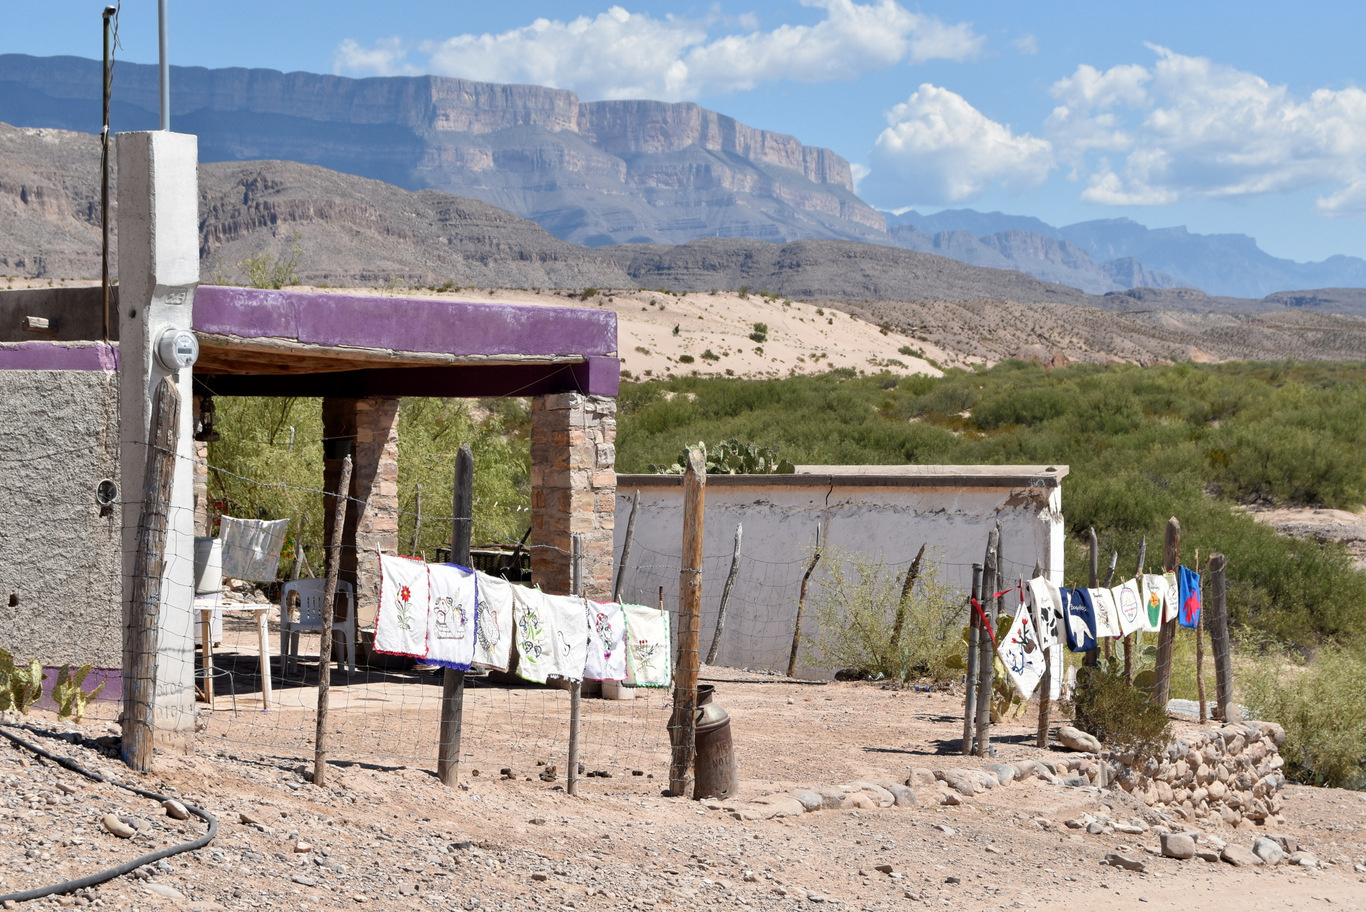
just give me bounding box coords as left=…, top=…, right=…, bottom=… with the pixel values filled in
left=218, top=517, right=290, bottom=581
left=998, top=603, right=1046, bottom=700
left=1088, top=587, right=1120, bottom=639
left=1178, top=565, right=1203, bottom=629
left=1140, top=573, right=1168, bottom=633
left=1113, top=578, right=1144, bottom=637
left=1163, top=570, right=1180, bottom=623
left=584, top=600, right=628, bottom=682
left=1063, top=588, right=1097, bottom=653
left=1027, top=577, right=1060, bottom=651
left=472, top=571, right=515, bottom=672
left=426, top=563, right=478, bottom=671
left=376, top=553, right=430, bottom=658
left=622, top=602, right=672, bottom=688
left=511, top=588, right=590, bottom=683
left=511, top=585, right=553, bottom=683
left=544, top=593, right=590, bottom=683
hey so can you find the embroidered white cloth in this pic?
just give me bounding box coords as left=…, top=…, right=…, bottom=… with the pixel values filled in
left=998, top=603, right=1046, bottom=700
left=426, top=564, right=477, bottom=670
left=622, top=602, right=672, bottom=688
left=511, top=587, right=589, bottom=683
left=1089, top=587, right=1121, bottom=639
left=376, top=553, right=429, bottom=658
left=1163, top=570, right=1180, bottom=623
left=584, top=600, right=628, bottom=682
left=1140, top=573, right=1168, bottom=633
left=1027, top=577, right=1060, bottom=651
left=472, top=571, right=514, bottom=672
left=217, top=517, right=290, bottom=581
left=1113, top=578, right=1144, bottom=637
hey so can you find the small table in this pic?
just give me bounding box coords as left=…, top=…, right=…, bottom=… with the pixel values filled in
left=196, top=594, right=274, bottom=711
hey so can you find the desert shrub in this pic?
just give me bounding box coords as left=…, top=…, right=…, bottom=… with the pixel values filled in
left=1071, top=658, right=1172, bottom=757
left=238, top=230, right=302, bottom=289
left=806, top=549, right=963, bottom=683
left=677, top=354, right=695, bottom=364
left=1244, top=645, right=1366, bottom=789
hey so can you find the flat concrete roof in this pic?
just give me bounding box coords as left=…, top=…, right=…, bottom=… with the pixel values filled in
left=619, top=465, right=1069, bottom=488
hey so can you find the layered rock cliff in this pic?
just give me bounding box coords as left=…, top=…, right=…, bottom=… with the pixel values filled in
left=0, top=54, right=883, bottom=246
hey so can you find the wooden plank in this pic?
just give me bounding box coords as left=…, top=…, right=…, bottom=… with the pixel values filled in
left=962, top=563, right=982, bottom=755
left=122, top=377, right=180, bottom=773
left=1207, top=553, right=1237, bottom=722
left=974, top=524, right=1000, bottom=758
left=568, top=533, right=583, bottom=798
left=1152, top=517, right=1180, bottom=707
left=612, top=490, right=640, bottom=602
left=705, top=523, right=743, bottom=667
left=437, top=445, right=473, bottom=788
left=787, top=542, right=823, bottom=678
left=313, top=454, right=352, bottom=787
left=668, top=448, right=706, bottom=798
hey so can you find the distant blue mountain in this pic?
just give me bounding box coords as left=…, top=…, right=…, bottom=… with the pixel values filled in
left=889, top=210, right=1366, bottom=298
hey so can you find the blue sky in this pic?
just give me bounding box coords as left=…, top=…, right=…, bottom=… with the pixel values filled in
left=8, top=1, right=1366, bottom=262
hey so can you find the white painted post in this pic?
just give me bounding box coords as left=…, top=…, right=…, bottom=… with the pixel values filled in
left=118, top=130, right=200, bottom=752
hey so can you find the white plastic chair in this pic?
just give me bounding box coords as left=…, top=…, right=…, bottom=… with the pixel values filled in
left=280, top=579, right=356, bottom=677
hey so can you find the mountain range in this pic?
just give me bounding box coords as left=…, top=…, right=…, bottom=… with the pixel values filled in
left=6, top=53, right=1366, bottom=300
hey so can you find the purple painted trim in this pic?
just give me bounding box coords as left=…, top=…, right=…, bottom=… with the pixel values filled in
left=0, top=342, right=118, bottom=371
left=195, top=286, right=617, bottom=359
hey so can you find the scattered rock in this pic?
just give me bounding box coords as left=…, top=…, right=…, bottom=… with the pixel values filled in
left=144, top=884, right=184, bottom=900
left=885, top=784, right=917, bottom=808
left=982, top=762, right=1017, bottom=785
left=1252, top=837, right=1285, bottom=865
left=1103, top=853, right=1146, bottom=873
left=874, top=863, right=894, bottom=874
left=291, top=874, right=317, bottom=887
left=531, top=873, right=548, bottom=882
left=1220, top=845, right=1263, bottom=867
left=1160, top=833, right=1196, bottom=860
left=789, top=789, right=823, bottom=812
left=1288, top=852, right=1318, bottom=868
left=161, top=799, right=189, bottom=821
left=939, top=792, right=961, bottom=807
left=1057, top=725, right=1102, bottom=754
left=750, top=796, right=807, bottom=819
left=932, top=824, right=957, bottom=836
left=529, top=817, right=547, bottom=826
left=101, top=814, right=135, bottom=839
left=905, top=768, right=938, bottom=789
left=294, top=841, right=313, bottom=854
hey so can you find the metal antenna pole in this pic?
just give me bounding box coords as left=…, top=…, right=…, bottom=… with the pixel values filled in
left=101, top=6, right=116, bottom=343
left=158, top=0, right=170, bottom=130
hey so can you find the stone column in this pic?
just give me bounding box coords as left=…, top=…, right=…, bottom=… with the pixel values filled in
left=530, top=393, right=616, bottom=598
left=191, top=395, right=210, bottom=536
left=322, top=397, right=400, bottom=646
left=117, top=130, right=199, bottom=750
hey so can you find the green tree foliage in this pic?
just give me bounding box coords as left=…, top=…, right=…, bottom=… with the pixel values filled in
left=238, top=230, right=303, bottom=289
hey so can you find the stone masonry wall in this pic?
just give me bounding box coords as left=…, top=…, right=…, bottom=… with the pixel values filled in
left=529, top=393, right=616, bottom=599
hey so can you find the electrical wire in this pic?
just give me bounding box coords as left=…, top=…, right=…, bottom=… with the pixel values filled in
left=0, top=725, right=218, bottom=905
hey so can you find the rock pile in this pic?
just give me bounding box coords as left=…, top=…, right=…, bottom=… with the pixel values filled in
left=1105, top=721, right=1287, bottom=825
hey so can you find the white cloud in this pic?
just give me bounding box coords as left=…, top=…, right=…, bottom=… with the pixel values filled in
left=1048, top=46, right=1366, bottom=210
left=333, top=37, right=415, bottom=77
left=866, top=84, right=1052, bottom=205
left=1012, top=33, right=1038, bottom=56
left=334, top=2, right=983, bottom=101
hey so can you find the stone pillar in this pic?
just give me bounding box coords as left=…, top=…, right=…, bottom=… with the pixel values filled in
left=322, top=397, right=400, bottom=643
left=191, top=395, right=210, bottom=536
left=530, top=393, right=616, bottom=598
left=117, top=130, right=199, bottom=750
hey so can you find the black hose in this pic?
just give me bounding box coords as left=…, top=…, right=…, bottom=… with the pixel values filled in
left=0, top=725, right=218, bottom=904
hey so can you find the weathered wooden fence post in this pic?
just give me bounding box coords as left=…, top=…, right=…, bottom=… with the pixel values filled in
left=668, top=448, right=705, bottom=797
left=123, top=378, right=180, bottom=773
left=1207, top=553, right=1237, bottom=722
left=1034, top=561, right=1051, bottom=749
left=962, top=563, right=982, bottom=755
left=890, top=543, right=927, bottom=671
left=1152, top=517, right=1180, bottom=708
left=612, top=489, right=639, bottom=602
left=314, top=454, right=352, bottom=787
left=705, top=523, right=743, bottom=666
left=787, top=533, right=822, bottom=678
left=1084, top=527, right=1100, bottom=667
left=437, top=445, right=473, bottom=787
left=1126, top=535, right=1146, bottom=685
left=974, top=524, right=1000, bottom=757
left=567, top=533, right=584, bottom=797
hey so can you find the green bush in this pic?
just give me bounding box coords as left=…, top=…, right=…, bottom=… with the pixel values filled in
left=1071, top=658, right=1172, bottom=757
left=806, top=549, right=963, bottom=683
left=1244, top=645, right=1366, bottom=789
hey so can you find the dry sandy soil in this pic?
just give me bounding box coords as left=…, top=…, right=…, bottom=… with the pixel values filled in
left=1244, top=506, right=1366, bottom=570
left=2, top=651, right=1364, bottom=912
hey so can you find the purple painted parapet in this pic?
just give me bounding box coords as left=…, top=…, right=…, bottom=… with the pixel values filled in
left=194, top=286, right=618, bottom=359
left=0, top=342, right=118, bottom=371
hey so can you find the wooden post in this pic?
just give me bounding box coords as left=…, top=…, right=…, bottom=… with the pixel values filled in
left=412, top=483, right=422, bottom=557
left=705, top=523, right=743, bottom=666
left=1195, top=595, right=1208, bottom=723
left=437, top=445, right=473, bottom=787
left=974, top=524, right=999, bottom=758
left=612, top=490, right=640, bottom=602
left=1101, top=549, right=1118, bottom=660
left=313, top=454, right=351, bottom=787
left=787, top=537, right=823, bottom=678
left=890, top=543, right=927, bottom=669
left=1034, top=560, right=1052, bottom=749
left=122, top=378, right=180, bottom=773
left=1125, top=535, right=1146, bottom=686
left=568, top=532, right=583, bottom=798
left=1152, top=517, right=1180, bottom=708
left=962, top=563, right=982, bottom=755
left=1207, top=553, right=1237, bottom=722
left=668, top=448, right=706, bottom=798
left=1084, top=528, right=1099, bottom=667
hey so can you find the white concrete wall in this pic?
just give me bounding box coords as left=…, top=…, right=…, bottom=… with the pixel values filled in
left=614, top=470, right=1066, bottom=682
